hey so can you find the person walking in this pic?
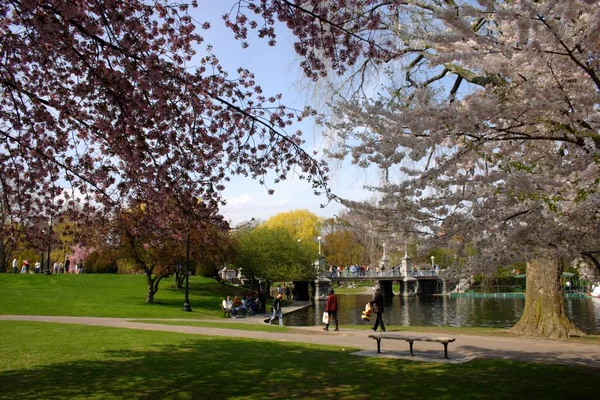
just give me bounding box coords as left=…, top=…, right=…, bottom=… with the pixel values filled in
left=64, top=258, right=70, bottom=274
left=323, top=288, right=339, bottom=331
left=370, top=288, right=386, bottom=332
left=12, top=258, right=18, bottom=274
left=268, top=293, right=284, bottom=326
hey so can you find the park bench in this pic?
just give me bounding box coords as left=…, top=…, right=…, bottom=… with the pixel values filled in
left=220, top=303, right=232, bottom=318
left=368, top=333, right=456, bottom=359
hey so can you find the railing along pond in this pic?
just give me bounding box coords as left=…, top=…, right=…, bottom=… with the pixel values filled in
left=324, top=268, right=439, bottom=279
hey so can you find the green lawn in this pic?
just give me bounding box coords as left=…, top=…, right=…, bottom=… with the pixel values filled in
left=0, top=273, right=249, bottom=318
left=334, top=286, right=369, bottom=294
left=1, top=321, right=599, bottom=399
left=2, top=275, right=600, bottom=399
left=2, top=274, right=598, bottom=342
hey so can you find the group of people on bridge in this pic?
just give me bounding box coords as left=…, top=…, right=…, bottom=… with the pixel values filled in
left=327, top=264, right=440, bottom=278
left=328, top=265, right=372, bottom=278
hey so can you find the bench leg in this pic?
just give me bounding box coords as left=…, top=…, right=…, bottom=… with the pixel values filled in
left=376, top=339, right=381, bottom=354
left=408, top=340, right=414, bottom=356
left=443, top=343, right=449, bottom=359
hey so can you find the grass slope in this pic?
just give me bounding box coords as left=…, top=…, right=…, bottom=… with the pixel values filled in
left=1, top=321, right=599, bottom=400
left=0, top=274, right=249, bottom=318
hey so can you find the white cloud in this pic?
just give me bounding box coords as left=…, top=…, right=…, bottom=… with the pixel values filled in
left=260, top=198, right=291, bottom=207
left=227, top=193, right=254, bottom=208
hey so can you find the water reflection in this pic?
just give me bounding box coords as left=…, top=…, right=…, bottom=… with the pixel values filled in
left=285, top=294, right=600, bottom=334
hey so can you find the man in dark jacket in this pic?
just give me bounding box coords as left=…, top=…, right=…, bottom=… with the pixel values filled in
left=268, top=293, right=284, bottom=326
left=371, top=288, right=386, bottom=332
left=323, top=288, right=339, bottom=331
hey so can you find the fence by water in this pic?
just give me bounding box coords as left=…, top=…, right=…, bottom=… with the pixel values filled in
left=450, top=292, right=589, bottom=299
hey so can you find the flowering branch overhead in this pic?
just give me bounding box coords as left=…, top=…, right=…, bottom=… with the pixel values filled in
left=0, top=0, right=330, bottom=238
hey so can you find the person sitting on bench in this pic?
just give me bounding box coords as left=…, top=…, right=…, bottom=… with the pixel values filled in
left=232, top=296, right=246, bottom=315
left=244, top=295, right=259, bottom=315
left=222, top=296, right=238, bottom=318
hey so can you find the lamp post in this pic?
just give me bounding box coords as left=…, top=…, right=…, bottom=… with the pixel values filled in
left=182, top=195, right=205, bottom=313
left=317, top=236, right=322, bottom=256
left=431, top=255, right=435, bottom=269
left=182, top=228, right=192, bottom=312
left=45, top=218, right=52, bottom=275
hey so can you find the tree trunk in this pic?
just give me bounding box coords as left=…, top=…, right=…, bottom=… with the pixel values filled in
left=146, top=283, right=156, bottom=304
left=510, top=251, right=584, bottom=339
left=175, top=267, right=184, bottom=289
left=146, top=273, right=157, bottom=304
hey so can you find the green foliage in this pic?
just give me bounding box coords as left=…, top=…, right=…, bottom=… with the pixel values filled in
left=116, top=258, right=138, bottom=274
left=18, top=248, right=43, bottom=264
left=85, top=251, right=99, bottom=270
left=323, top=230, right=365, bottom=265
left=85, top=250, right=118, bottom=274
left=233, top=226, right=316, bottom=286
left=262, top=209, right=323, bottom=243
left=425, top=247, right=457, bottom=268
left=0, top=274, right=247, bottom=318
left=470, top=263, right=528, bottom=292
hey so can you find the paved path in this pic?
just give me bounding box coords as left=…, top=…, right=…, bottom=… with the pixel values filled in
left=2, top=313, right=599, bottom=368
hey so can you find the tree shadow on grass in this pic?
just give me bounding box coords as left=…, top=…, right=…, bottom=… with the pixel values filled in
left=2, top=335, right=600, bottom=400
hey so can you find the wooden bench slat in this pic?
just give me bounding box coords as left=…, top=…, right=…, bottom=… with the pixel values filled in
left=368, top=334, right=456, bottom=359
left=368, top=334, right=455, bottom=340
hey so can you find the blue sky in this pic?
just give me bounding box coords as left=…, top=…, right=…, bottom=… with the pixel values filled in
left=194, top=1, right=377, bottom=225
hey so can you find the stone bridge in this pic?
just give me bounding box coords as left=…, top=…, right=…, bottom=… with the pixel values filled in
left=292, top=255, right=450, bottom=301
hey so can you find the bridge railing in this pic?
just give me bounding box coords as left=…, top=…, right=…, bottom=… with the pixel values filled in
left=417, top=270, right=437, bottom=277
left=323, top=268, right=439, bottom=279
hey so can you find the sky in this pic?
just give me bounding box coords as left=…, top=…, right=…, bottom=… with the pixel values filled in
left=193, top=1, right=378, bottom=225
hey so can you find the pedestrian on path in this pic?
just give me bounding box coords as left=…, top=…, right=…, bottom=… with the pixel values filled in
left=323, top=288, right=338, bottom=331
left=268, top=293, right=283, bottom=326
left=370, top=289, right=386, bottom=332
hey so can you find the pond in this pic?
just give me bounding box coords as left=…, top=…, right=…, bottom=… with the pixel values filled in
left=284, top=294, right=600, bottom=334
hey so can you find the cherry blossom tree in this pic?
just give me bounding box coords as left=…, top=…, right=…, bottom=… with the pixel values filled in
left=0, top=190, right=21, bottom=271
left=1, top=1, right=332, bottom=300
left=97, top=194, right=228, bottom=303
left=231, top=0, right=600, bottom=338
left=0, top=0, right=329, bottom=247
